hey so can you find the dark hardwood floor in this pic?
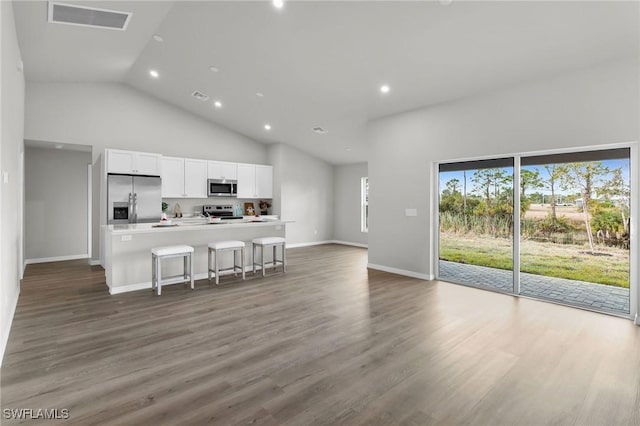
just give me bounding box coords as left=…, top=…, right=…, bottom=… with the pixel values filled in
left=2, top=244, right=640, bottom=425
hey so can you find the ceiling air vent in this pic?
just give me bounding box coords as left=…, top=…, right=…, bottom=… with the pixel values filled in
left=48, top=2, right=132, bottom=31
left=312, top=127, right=328, bottom=134
left=192, top=91, right=210, bottom=102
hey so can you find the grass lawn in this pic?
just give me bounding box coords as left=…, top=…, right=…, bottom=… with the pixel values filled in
left=439, top=232, right=629, bottom=288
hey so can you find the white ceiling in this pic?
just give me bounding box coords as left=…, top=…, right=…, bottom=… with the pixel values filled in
left=13, top=1, right=639, bottom=164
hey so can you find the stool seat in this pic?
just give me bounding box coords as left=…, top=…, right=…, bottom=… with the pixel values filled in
left=151, top=245, right=194, bottom=256
left=252, top=237, right=286, bottom=246
left=208, top=240, right=245, bottom=250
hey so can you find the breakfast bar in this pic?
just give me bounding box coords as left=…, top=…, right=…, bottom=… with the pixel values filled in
left=103, top=219, right=288, bottom=294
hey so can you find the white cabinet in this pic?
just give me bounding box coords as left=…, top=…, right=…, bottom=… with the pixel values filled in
left=184, top=159, right=208, bottom=198
left=161, top=157, right=208, bottom=198
left=107, top=149, right=161, bottom=176
left=161, top=157, right=185, bottom=198
left=236, top=164, right=256, bottom=198
left=207, top=161, right=237, bottom=180
left=255, top=165, right=273, bottom=199
left=237, top=163, right=273, bottom=199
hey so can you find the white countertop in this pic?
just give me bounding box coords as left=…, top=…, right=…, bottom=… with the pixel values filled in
left=105, top=218, right=289, bottom=235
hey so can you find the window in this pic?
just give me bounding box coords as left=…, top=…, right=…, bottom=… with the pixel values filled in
left=361, top=177, right=369, bottom=232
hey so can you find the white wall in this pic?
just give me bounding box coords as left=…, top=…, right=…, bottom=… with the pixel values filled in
left=269, top=143, right=334, bottom=246
left=25, top=147, right=91, bottom=262
left=24, top=82, right=269, bottom=261
left=367, top=59, right=639, bottom=279
left=1, top=0, right=26, bottom=365
left=333, top=162, right=368, bottom=246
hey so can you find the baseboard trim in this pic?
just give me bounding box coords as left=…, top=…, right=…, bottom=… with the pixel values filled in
left=367, top=263, right=434, bottom=281
left=286, top=240, right=368, bottom=249
left=109, top=267, right=257, bottom=295
left=330, top=240, right=368, bottom=248
left=0, top=289, right=19, bottom=367
left=25, top=254, right=89, bottom=264
left=286, top=240, right=333, bottom=249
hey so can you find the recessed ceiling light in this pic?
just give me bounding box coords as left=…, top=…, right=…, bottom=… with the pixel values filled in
left=214, top=101, right=222, bottom=108
left=345, top=148, right=352, bottom=152
left=312, top=127, right=328, bottom=134
left=439, top=0, right=453, bottom=6
left=209, top=66, right=219, bottom=73
left=273, top=0, right=284, bottom=9
left=256, top=92, right=264, bottom=97
left=264, top=124, right=272, bottom=131
left=380, top=84, right=390, bottom=94
left=55, top=144, right=64, bottom=149
left=149, top=69, right=159, bottom=78
left=152, top=34, right=164, bottom=42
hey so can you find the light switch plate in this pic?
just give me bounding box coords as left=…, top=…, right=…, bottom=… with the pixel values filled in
left=405, top=208, right=418, bottom=217
left=2, top=172, right=8, bottom=184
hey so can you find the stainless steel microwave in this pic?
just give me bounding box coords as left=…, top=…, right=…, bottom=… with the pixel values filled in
left=207, top=179, right=237, bottom=197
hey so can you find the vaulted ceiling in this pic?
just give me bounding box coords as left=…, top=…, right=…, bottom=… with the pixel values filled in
left=13, top=1, right=639, bottom=164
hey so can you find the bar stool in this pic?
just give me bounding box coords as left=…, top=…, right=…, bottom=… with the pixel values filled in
left=151, top=245, right=194, bottom=296
left=208, top=240, right=246, bottom=285
left=252, top=237, right=286, bottom=277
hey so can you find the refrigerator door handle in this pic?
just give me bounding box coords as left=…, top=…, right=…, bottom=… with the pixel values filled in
left=133, top=193, right=138, bottom=223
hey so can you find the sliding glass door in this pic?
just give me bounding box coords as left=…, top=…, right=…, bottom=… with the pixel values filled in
left=437, top=147, right=632, bottom=316
left=438, top=158, right=515, bottom=293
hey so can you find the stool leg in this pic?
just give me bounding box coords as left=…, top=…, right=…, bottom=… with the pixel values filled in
left=183, top=254, right=188, bottom=284
left=241, top=247, right=246, bottom=280
left=151, top=255, right=156, bottom=291
left=273, top=245, right=276, bottom=270
left=208, top=248, right=212, bottom=282
left=157, top=257, right=162, bottom=296
left=215, top=250, right=220, bottom=285
left=261, top=245, right=266, bottom=277
left=282, top=244, right=286, bottom=273
left=190, top=253, right=194, bottom=290
left=234, top=250, right=238, bottom=277
left=253, top=243, right=257, bottom=274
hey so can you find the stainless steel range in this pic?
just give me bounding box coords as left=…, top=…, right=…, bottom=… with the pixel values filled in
left=202, top=205, right=243, bottom=219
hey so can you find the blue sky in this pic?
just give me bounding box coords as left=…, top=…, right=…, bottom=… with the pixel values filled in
left=439, top=159, right=630, bottom=196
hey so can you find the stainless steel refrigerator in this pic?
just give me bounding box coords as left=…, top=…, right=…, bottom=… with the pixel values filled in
left=107, top=174, right=162, bottom=224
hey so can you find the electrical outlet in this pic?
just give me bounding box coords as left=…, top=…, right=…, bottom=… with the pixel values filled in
left=121, top=235, right=132, bottom=242
left=405, top=208, right=418, bottom=217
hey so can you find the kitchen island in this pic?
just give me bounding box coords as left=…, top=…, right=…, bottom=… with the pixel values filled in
left=103, top=219, right=288, bottom=294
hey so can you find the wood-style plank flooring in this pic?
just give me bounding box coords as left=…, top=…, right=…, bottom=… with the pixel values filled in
left=2, top=244, right=640, bottom=425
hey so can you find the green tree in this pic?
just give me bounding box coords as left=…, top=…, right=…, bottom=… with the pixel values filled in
left=542, top=164, right=565, bottom=224
left=559, top=161, right=610, bottom=252
left=520, top=169, right=543, bottom=199
left=444, top=178, right=461, bottom=195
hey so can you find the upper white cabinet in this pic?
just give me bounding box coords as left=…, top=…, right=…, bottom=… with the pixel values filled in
left=184, top=159, right=208, bottom=198
left=161, top=157, right=208, bottom=198
left=237, top=163, right=273, bottom=199
left=161, top=157, right=185, bottom=198
left=255, top=165, right=273, bottom=199
left=107, top=149, right=161, bottom=176
left=207, top=161, right=237, bottom=180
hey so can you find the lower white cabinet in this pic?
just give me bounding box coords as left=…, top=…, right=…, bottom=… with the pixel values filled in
left=237, top=163, right=273, bottom=199
left=161, top=157, right=208, bottom=198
